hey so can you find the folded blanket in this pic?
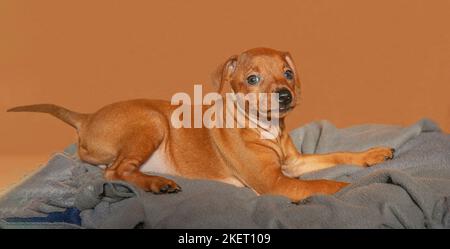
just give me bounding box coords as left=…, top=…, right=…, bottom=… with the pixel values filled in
left=1, top=119, right=449, bottom=228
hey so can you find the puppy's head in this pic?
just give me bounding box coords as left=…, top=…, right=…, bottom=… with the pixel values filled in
left=214, top=48, right=301, bottom=118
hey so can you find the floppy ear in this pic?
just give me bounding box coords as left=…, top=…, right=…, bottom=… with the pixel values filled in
left=284, top=52, right=301, bottom=97
left=212, top=55, right=238, bottom=94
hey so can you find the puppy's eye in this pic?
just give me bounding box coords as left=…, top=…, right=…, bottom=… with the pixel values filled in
left=247, top=75, right=260, bottom=85
left=284, top=70, right=294, bottom=80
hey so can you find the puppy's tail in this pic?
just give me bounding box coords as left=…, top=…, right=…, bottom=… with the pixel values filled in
left=7, top=104, right=88, bottom=130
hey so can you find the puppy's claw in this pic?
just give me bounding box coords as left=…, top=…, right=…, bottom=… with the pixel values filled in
left=159, top=184, right=170, bottom=193
left=168, top=185, right=182, bottom=193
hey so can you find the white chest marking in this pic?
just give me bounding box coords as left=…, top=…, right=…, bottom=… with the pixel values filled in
left=219, top=177, right=245, bottom=187
left=140, top=148, right=176, bottom=175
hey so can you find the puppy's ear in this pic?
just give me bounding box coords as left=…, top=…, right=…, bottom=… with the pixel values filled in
left=212, top=55, right=238, bottom=94
left=284, top=52, right=301, bottom=97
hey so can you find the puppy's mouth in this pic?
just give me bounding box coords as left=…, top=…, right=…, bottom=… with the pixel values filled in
left=264, top=105, right=294, bottom=116
left=279, top=105, right=294, bottom=112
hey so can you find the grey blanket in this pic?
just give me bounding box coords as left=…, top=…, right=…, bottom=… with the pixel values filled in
left=1, top=118, right=449, bottom=228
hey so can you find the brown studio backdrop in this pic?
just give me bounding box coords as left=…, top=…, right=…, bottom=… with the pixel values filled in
left=1, top=1, right=449, bottom=187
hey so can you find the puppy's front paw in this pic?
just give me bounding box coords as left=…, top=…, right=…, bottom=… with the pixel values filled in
left=359, top=147, right=395, bottom=167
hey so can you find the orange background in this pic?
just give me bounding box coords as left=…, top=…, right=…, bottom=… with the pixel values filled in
left=1, top=0, right=449, bottom=189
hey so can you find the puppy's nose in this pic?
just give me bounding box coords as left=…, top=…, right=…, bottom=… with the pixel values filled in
left=276, top=88, right=292, bottom=106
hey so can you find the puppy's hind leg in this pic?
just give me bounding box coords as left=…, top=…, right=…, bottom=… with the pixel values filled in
left=104, top=135, right=181, bottom=194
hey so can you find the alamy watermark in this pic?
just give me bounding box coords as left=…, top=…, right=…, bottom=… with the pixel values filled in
left=170, top=85, right=281, bottom=139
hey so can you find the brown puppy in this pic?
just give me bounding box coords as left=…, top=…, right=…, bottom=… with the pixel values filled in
left=7, top=48, right=394, bottom=201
